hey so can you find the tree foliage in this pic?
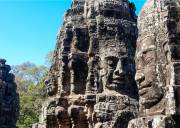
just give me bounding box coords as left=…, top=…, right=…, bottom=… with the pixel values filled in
left=45, top=51, right=54, bottom=67
left=12, top=62, right=48, bottom=128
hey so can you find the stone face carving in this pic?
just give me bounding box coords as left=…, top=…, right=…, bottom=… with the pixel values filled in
left=33, top=0, right=138, bottom=128
left=0, top=59, right=19, bottom=128
left=34, top=0, right=180, bottom=128
left=135, top=35, right=165, bottom=110
left=128, top=0, right=180, bottom=127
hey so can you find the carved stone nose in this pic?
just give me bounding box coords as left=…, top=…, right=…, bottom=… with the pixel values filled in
left=114, top=60, right=124, bottom=76
left=45, top=79, right=50, bottom=85
left=135, top=73, right=145, bottom=82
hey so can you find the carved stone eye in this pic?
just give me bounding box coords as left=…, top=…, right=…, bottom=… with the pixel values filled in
left=144, top=57, right=153, bottom=65
left=142, top=50, right=155, bottom=66
left=106, top=57, right=119, bottom=68
left=108, top=60, right=114, bottom=66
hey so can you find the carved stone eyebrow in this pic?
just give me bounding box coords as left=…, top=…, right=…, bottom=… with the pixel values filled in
left=105, top=56, right=119, bottom=60
left=136, top=45, right=156, bottom=58
left=142, top=45, right=156, bottom=52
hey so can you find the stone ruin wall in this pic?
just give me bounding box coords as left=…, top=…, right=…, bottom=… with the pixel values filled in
left=0, top=59, right=19, bottom=128
left=33, top=0, right=180, bottom=128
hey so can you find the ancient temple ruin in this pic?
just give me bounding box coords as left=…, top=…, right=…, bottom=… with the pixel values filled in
left=128, top=0, right=180, bottom=127
left=0, top=59, right=19, bottom=128
left=33, top=0, right=180, bottom=128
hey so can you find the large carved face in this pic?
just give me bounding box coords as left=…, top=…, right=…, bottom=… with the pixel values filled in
left=100, top=48, right=130, bottom=92
left=135, top=37, right=164, bottom=109
left=45, top=74, right=56, bottom=96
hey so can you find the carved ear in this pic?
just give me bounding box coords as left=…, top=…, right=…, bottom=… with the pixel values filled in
left=98, top=57, right=103, bottom=70
left=68, top=59, right=73, bottom=69
left=95, top=56, right=100, bottom=67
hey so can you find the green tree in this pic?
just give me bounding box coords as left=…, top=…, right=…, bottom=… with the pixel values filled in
left=45, top=51, right=54, bottom=67
left=12, top=62, right=48, bottom=128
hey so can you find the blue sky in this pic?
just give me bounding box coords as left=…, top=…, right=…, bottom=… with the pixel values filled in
left=0, top=0, right=145, bottom=66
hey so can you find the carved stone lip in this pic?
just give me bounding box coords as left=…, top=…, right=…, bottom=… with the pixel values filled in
left=113, top=77, right=125, bottom=79
left=139, top=82, right=151, bottom=90
left=139, top=87, right=150, bottom=96
left=138, top=81, right=152, bottom=96
left=112, top=77, right=126, bottom=84
left=113, top=76, right=125, bottom=80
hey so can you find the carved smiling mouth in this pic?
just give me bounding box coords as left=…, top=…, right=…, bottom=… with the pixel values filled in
left=139, top=87, right=150, bottom=96
left=112, top=77, right=126, bottom=84
left=138, top=81, right=152, bottom=96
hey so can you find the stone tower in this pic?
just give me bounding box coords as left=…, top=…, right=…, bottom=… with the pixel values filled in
left=33, top=0, right=180, bottom=128
left=33, top=0, right=138, bottom=128
left=0, top=59, right=19, bottom=128
left=128, top=0, right=180, bottom=127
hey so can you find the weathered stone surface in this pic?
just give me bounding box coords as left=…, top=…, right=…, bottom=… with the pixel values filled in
left=34, top=0, right=180, bottom=128
left=0, top=59, right=19, bottom=128
left=128, top=0, right=180, bottom=127
left=33, top=0, right=138, bottom=128
left=128, top=115, right=176, bottom=128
